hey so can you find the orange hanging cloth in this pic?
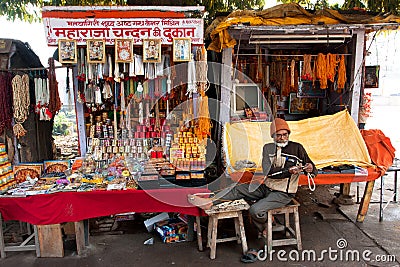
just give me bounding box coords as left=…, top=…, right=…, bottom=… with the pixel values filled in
left=326, top=53, right=339, bottom=83
left=337, top=55, right=347, bottom=92
left=316, top=53, right=328, bottom=89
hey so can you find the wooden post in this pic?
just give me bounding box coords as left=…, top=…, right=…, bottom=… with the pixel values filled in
left=341, top=183, right=351, bottom=196
left=350, top=28, right=365, bottom=123
left=37, top=224, right=64, bottom=257
left=0, top=213, right=5, bottom=258
left=357, top=180, right=375, bottom=222
left=195, top=216, right=203, bottom=251
left=74, top=221, right=85, bottom=255
left=220, top=48, right=233, bottom=125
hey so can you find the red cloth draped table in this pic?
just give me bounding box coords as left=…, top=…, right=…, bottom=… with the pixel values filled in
left=0, top=188, right=209, bottom=257
left=0, top=188, right=209, bottom=225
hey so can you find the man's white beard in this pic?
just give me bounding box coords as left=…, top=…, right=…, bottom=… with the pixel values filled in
left=275, top=141, right=289, bottom=147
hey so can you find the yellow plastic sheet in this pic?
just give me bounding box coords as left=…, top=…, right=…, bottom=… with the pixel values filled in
left=222, top=110, right=373, bottom=173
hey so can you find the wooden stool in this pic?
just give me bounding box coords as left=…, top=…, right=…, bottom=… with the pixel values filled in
left=265, top=199, right=302, bottom=253
left=205, top=201, right=250, bottom=259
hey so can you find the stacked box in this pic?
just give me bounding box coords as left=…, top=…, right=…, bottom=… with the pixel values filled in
left=155, top=219, right=188, bottom=243
left=0, top=143, right=15, bottom=194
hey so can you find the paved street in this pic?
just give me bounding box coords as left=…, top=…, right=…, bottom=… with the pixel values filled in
left=1, top=184, right=399, bottom=267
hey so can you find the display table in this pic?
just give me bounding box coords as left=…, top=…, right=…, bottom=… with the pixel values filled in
left=0, top=188, right=209, bottom=257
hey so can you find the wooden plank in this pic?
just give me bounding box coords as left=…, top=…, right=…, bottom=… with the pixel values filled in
left=238, top=213, right=248, bottom=254
left=272, top=238, right=297, bottom=246
left=350, top=28, right=365, bottom=123
left=37, top=224, right=64, bottom=257
left=0, top=213, right=5, bottom=258
left=195, top=216, right=203, bottom=251
left=210, top=217, right=218, bottom=259
left=357, top=180, right=375, bottom=222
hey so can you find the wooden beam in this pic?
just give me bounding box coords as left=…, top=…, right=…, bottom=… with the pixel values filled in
left=37, top=224, right=64, bottom=258
left=350, top=28, right=365, bottom=123
left=220, top=48, right=233, bottom=125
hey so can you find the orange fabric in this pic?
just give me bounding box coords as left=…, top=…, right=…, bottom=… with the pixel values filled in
left=360, top=129, right=396, bottom=175
left=230, top=168, right=381, bottom=185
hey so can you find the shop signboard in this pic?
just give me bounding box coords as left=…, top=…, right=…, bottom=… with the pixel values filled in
left=43, top=17, right=204, bottom=46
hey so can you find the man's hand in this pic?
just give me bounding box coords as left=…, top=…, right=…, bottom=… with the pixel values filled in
left=288, top=166, right=302, bottom=174
left=288, top=163, right=313, bottom=174
left=303, top=163, right=313, bottom=173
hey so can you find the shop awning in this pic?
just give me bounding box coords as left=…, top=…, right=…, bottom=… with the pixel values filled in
left=208, top=3, right=400, bottom=52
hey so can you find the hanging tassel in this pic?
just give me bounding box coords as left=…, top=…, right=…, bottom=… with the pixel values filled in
left=161, top=77, right=167, bottom=97
left=138, top=102, right=143, bottom=124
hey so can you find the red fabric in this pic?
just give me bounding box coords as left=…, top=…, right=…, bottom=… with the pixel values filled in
left=230, top=168, right=381, bottom=185
left=360, top=129, right=396, bottom=174
left=0, top=188, right=209, bottom=225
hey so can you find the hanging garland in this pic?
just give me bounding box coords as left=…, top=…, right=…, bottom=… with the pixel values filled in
left=316, top=53, right=328, bottom=89
left=194, top=46, right=211, bottom=141
left=337, top=55, right=347, bottom=92
left=12, top=74, right=30, bottom=138
left=301, top=54, right=313, bottom=81
left=0, top=72, right=13, bottom=134
left=48, top=58, right=62, bottom=117
left=326, top=53, right=339, bottom=83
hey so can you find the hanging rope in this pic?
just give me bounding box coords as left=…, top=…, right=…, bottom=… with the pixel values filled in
left=12, top=74, right=30, bottom=138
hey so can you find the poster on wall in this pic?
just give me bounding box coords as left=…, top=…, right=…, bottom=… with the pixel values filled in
left=58, top=39, right=77, bottom=64
left=143, top=38, right=161, bottom=63
left=115, top=39, right=133, bottom=62
left=297, top=81, right=326, bottom=98
left=172, top=38, right=191, bottom=62
left=86, top=39, right=106, bottom=63
left=365, top=65, right=380, bottom=88
left=289, top=93, right=319, bottom=114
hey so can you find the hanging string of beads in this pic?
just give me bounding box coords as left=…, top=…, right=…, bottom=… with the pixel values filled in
left=195, top=46, right=211, bottom=141
left=12, top=74, right=30, bottom=138
left=48, top=57, right=62, bottom=117
left=0, top=72, right=13, bottom=134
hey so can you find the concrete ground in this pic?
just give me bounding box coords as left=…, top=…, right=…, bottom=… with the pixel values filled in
left=1, top=180, right=399, bottom=267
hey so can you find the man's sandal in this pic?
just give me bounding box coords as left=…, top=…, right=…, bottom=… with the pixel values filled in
left=240, top=248, right=259, bottom=263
